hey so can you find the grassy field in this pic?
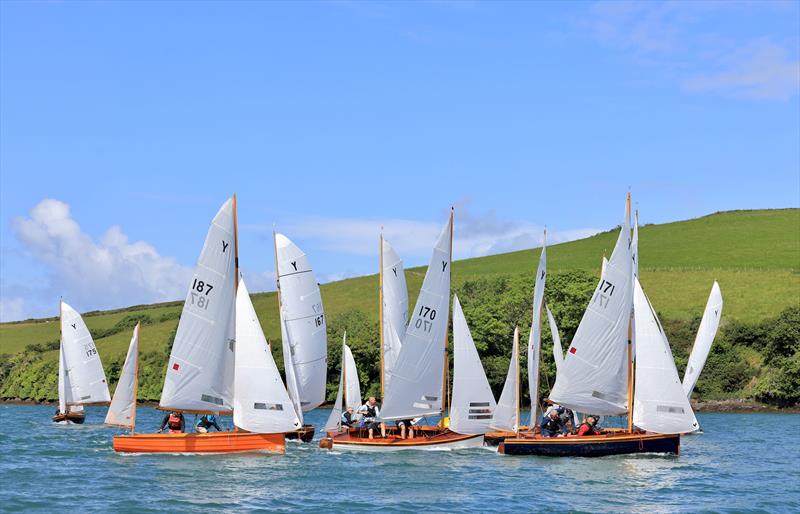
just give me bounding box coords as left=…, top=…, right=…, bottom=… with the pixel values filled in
left=1, top=208, right=798, bottom=364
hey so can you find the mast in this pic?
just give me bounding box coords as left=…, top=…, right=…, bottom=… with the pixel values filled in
left=530, top=229, right=546, bottom=431
left=131, top=322, right=140, bottom=435
left=59, top=298, right=64, bottom=415
left=441, top=208, right=454, bottom=421
left=626, top=193, right=635, bottom=433
left=342, top=331, right=348, bottom=409
left=233, top=194, right=239, bottom=291
left=379, top=229, right=385, bottom=400
left=514, top=326, right=520, bottom=436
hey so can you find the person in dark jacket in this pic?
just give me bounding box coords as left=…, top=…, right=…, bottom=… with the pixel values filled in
left=357, top=397, right=385, bottom=439
left=196, top=414, right=222, bottom=433
left=540, top=409, right=568, bottom=437
left=341, top=407, right=356, bottom=429
left=577, top=415, right=601, bottom=436
left=160, top=411, right=185, bottom=433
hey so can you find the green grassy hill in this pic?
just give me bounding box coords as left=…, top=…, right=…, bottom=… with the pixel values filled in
left=1, top=208, right=798, bottom=404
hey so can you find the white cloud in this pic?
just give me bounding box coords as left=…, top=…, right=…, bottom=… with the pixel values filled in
left=7, top=199, right=193, bottom=320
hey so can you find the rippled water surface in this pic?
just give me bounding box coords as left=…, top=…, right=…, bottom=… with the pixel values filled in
left=1, top=405, right=798, bottom=512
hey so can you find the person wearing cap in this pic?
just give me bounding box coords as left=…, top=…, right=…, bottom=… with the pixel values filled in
left=540, top=409, right=568, bottom=437
left=577, top=415, right=601, bottom=436
left=341, top=406, right=356, bottom=429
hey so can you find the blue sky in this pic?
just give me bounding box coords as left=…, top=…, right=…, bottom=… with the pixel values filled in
left=1, top=0, right=798, bottom=321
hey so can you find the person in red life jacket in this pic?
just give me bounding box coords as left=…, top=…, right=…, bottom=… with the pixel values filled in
left=577, top=415, right=601, bottom=436
left=159, top=411, right=185, bottom=433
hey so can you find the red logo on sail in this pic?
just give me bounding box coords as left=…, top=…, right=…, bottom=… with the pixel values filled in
left=569, top=347, right=577, bottom=354
left=172, top=363, right=180, bottom=371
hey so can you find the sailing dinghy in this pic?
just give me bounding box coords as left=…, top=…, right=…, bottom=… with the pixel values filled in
left=52, top=301, right=111, bottom=424
left=273, top=232, right=328, bottom=443
left=113, top=197, right=298, bottom=453
left=500, top=195, right=688, bottom=457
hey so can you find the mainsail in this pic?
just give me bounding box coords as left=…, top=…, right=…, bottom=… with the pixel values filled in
left=160, top=197, right=237, bottom=412
left=104, top=323, right=139, bottom=429
left=381, top=238, right=408, bottom=390
left=632, top=279, right=699, bottom=434
left=275, top=233, right=328, bottom=413
left=490, top=327, right=519, bottom=433
left=233, top=278, right=301, bottom=434
left=449, top=295, right=496, bottom=435
left=682, top=281, right=723, bottom=398
left=381, top=214, right=452, bottom=420
left=549, top=198, right=633, bottom=415
left=528, top=233, right=547, bottom=422
left=60, top=301, right=111, bottom=407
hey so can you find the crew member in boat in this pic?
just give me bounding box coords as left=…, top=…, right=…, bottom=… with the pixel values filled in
left=195, top=414, right=221, bottom=433
left=159, top=411, right=185, bottom=433
left=577, top=415, right=601, bottom=436
left=539, top=409, right=568, bottom=437
left=341, top=407, right=356, bottom=429
left=395, top=419, right=415, bottom=440
left=356, top=397, right=385, bottom=439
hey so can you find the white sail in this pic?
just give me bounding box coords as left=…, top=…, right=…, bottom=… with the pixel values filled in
left=683, top=282, right=724, bottom=398
left=233, top=278, right=301, bottom=434
left=601, top=256, right=609, bottom=279
left=344, top=342, right=362, bottom=410
left=160, top=198, right=237, bottom=412
left=57, top=342, right=82, bottom=414
left=450, top=295, right=496, bottom=435
left=632, top=279, right=699, bottom=434
left=275, top=233, right=328, bottom=412
left=632, top=214, right=639, bottom=279
left=528, top=234, right=546, bottom=422
left=324, top=338, right=348, bottom=433
left=490, top=327, right=519, bottom=433
left=549, top=198, right=633, bottom=415
left=381, top=215, right=452, bottom=420
left=104, top=324, right=139, bottom=428
left=60, top=301, right=111, bottom=406
left=547, top=305, right=563, bottom=372
left=382, top=238, right=408, bottom=389
left=281, top=317, right=304, bottom=425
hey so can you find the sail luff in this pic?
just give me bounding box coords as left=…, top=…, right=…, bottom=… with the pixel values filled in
left=379, top=231, right=385, bottom=400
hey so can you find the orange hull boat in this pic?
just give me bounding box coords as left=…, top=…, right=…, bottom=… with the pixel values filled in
left=113, top=431, right=285, bottom=454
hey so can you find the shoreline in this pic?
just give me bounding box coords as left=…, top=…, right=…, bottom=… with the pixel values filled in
left=3, top=398, right=798, bottom=414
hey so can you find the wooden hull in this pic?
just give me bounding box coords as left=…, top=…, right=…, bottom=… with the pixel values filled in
left=320, top=427, right=484, bottom=452
left=112, top=431, right=285, bottom=454
left=284, top=424, right=315, bottom=443
left=498, top=432, right=680, bottom=457
left=52, top=412, right=86, bottom=425
left=484, top=425, right=532, bottom=446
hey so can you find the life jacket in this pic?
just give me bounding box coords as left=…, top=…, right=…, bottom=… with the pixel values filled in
left=578, top=422, right=599, bottom=436
left=168, top=413, right=182, bottom=431
left=365, top=404, right=377, bottom=418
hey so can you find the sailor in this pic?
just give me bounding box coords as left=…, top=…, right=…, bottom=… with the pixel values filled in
left=357, top=397, right=386, bottom=439
left=577, top=415, right=601, bottom=436
left=396, top=419, right=414, bottom=439
left=540, top=409, right=568, bottom=437
left=196, top=414, right=222, bottom=433
left=160, top=411, right=185, bottom=433
left=341, top=406, right=356, bottom=429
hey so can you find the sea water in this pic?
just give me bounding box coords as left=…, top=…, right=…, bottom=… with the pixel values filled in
left=0, top=405, right=798, bottom=513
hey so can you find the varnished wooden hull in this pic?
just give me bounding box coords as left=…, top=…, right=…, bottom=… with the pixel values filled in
left=320, top=427, right=484, bottom=452
left=284, top=424, right=315, bottom=443
left=52, top=412, right=86, bottom=425
left=113, top=431, right=285, bottom=454
left=484, top=425, right=532, bottom=446
left=498, top=432, right=680, bottom=457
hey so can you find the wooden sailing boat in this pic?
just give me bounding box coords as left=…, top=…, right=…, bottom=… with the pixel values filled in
left=113, top=197, right=300, bottom=453
left=499, top=195, right=691, bottom=457
left=273, top=231, right=328, bottom=443
left=52, top=300, right=111, bottom=424
left=321, top=211, right=489, bottom=451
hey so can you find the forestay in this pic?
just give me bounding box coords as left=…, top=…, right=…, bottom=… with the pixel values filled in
left=276, top=233, right=328, bottom=412
left=632, top=279, right=698, bottom=434
left=60, top=301, right=111, bottom=406
left=547, top=305, right=563, bottom=372
left=683, top=281, right=723, bottom=398
left=104, top=324, right=140, bottom=428
left=549, top=199, right=633, bottom=415
left=160, top=198, right=237, bottom=412
left=528, top=235, right=546, bottom=421
left=381, top=215, right=452, bottom=420
left=490, top=327, right=519, bottom=433
left=234, top=278, right=301, bottom=434
left=382, top=239, right=408, bottom=389
left=450, top=295, right=496, bottom=435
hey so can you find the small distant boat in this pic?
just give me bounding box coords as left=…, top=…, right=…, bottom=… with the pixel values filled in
left=273, top=232, right=328, bottom=442
left=113, top=197, right=300, bottom=454
left=500, top=195, right=694, bottom=457
left=52, top=300, right=111, bottom=424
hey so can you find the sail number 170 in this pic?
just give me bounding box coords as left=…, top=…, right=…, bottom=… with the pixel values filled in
left=414, top=305, right=437, bottom=333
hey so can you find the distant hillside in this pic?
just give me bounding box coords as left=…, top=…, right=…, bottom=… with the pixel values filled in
left=1, top=208, right=798, bottom=362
